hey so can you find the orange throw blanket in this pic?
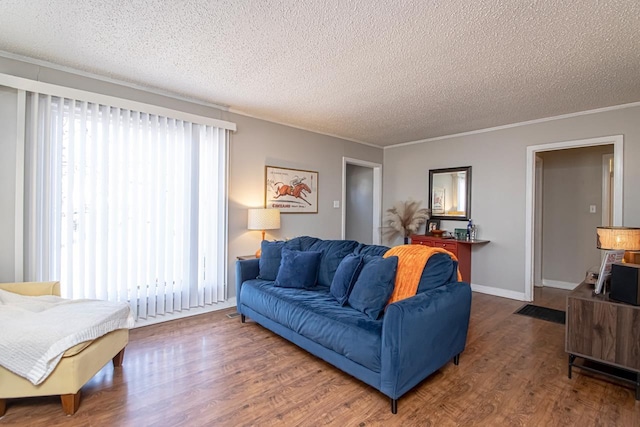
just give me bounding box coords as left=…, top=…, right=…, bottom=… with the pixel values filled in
left=383, top=244, right=462, bottom=304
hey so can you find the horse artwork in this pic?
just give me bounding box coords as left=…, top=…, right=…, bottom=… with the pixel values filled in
left=265, top=166, right=318, bottom=213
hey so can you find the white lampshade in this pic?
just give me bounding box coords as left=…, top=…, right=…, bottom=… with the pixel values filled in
left=248, top=208, right=281, bottom=231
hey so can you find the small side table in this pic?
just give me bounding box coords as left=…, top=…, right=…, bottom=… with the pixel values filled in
left=237, top=255, right=257, bottom=261
left=566, top=281, right=640, bottom=399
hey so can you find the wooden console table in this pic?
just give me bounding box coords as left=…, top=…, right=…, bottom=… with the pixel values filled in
left=566, top=282, right=640, bottom=399
left=409, top=235, right=489, bottom=282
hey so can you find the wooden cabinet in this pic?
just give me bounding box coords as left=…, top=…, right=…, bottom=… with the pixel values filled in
left=410, top=235, right=488, bottom=282
left=566, top=282, right=640, bottom=398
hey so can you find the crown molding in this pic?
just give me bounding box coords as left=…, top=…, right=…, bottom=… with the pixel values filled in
left=385, top=101, right=640, bottom=150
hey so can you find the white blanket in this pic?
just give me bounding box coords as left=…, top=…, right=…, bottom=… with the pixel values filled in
left=0, top=289, right=134, bottom=385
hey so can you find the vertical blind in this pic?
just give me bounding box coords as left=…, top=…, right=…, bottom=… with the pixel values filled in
left=24, top=93, right=228, bottom=321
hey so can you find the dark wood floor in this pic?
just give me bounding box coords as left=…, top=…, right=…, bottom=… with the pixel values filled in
left=2, top=289, right=639, bottom=426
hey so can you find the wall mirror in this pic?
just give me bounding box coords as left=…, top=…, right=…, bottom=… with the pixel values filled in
left=428, top=166, right=472, bottom=221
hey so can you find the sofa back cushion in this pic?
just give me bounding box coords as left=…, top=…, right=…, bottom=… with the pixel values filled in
left=275, top=249, right=322, bottom=289
left=308, top=239, right=360, bottom=287
left=348, top=255, right=398, bottom=320
left=287, top=236, right=321, bottom=251
left=329, top=254, right=364, bottom=305
left=257, top=239, right=302, bottom=281
left=417, top=253, right=459, bottom=293
left=353, top=243, right=390, bottom=257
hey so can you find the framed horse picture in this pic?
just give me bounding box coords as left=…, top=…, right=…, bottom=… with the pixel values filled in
left=265, top=166, right=319, bottom=213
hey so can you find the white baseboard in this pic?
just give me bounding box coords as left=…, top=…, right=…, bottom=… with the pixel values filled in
left=542, top=279, right=579, bottom=291
left=133, top=297, right=237, bottom=328
left=471, top=283, right=527, bottom=301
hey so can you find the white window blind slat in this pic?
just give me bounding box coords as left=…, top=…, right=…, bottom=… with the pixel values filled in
left=24, top=92, right=228, bottom=322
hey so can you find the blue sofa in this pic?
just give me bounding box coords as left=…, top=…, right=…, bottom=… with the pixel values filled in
left=235, top=236, right=471, bottom=413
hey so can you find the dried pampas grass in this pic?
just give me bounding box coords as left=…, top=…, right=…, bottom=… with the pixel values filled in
left=383, top=199, right=430, bottom=244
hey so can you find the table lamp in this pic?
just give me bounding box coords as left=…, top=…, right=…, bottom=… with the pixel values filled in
left=596, top=226, right=640, bottom=263
left=248, top=208, right=281, bottom=257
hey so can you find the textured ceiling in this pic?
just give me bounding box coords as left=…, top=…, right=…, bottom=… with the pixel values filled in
left=0, top=0, right=639, bottom=147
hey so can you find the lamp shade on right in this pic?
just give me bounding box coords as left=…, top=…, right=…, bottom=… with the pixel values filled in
left=596, top=226, right=640, bottom=251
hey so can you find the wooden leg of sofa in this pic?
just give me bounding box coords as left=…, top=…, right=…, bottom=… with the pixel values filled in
left=453, top=353, right=460, bottom=365
left=241, top=314, right=246, bottom=323
left=60, top=392, right=81, bottom=415
left=112, top=347, right=126, bottom=367
left=0, top=398, right=6, bottom=416
left=391, top=398, right=398, bottom=414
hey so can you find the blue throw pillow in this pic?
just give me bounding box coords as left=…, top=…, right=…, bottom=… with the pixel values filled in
left=348, top=256, right=398, bottom=320
left=257, top=240, right=302, bottom=281
left=330, top=254, right=364, bottom=305
left=275, top=249, right=322, bottom=289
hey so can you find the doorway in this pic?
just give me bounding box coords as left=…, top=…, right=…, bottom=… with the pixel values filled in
left=524, top=135, right=623, bottom=302
left=342, top=158, right=382, bottom=245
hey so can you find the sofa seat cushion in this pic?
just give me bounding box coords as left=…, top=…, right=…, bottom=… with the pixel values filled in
left=240, top=279, right=383, bottom=372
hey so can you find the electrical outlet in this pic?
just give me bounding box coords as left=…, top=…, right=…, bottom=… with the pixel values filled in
left=590, top=205, right=597, bottom=213
left=333, top=200, right=340, bottom=208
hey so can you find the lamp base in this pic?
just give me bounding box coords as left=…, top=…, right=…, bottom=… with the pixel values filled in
left=255, top=248, right=261, bottom=258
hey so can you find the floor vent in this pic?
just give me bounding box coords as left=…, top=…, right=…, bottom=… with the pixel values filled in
left=226, top=312, right=241, bottom=319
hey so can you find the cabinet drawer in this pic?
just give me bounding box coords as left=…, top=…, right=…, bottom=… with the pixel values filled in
left=412, top=239, right=434, bottom=247
left=433, top=241, right=458, bottom=254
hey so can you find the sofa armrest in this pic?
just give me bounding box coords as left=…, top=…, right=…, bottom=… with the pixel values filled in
left=235, top=259, right=260, bottom=313
left=0, top=281, right=61, bottom=297
left=380, top=282, right=472, bottom=399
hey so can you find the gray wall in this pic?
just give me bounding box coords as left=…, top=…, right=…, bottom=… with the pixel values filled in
left=0, top=56, right=383, bottom=296
left=345, top=164, right=374, bottom=244
left=539, top=146, right=613, bottom=284
left=0, top=86, right=17, bottom=282
left=383, top=106, right=640, bottom=296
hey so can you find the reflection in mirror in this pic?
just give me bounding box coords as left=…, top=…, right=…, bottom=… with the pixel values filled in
left=428, top=166, right=471, bottom=221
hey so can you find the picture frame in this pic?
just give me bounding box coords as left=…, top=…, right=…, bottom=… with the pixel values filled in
left=432, top=187, right=445, bottom=214
left=594, top=250, right=625, bottom=294
left=265, top=166, right=318, bottom=213
left=426, top=219, right=441, bottom=235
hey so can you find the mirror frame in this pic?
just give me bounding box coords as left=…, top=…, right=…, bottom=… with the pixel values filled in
left=428, top=166, right=472, bottom=221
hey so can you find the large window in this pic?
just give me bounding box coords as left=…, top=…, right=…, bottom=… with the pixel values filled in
left=24, top=93, right=228, bottom=322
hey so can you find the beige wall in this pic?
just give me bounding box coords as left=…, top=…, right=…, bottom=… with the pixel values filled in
left=0, top=57, right=383, bottom=297
left=538, top=146, right=613, bottom=284
left=384, top=106, right=640, bottom=298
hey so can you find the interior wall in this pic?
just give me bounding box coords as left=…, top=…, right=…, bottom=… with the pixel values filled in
left=384, top=106, right=640, bottom=298
left=0, top=56, right=383, bottom=297
left=538, top=145, right=614, bottom=285
left=345, top=164, right=374, bottom=244
left=0, top=86, right=17, bottom=282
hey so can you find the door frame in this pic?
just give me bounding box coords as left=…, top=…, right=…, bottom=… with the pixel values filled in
left=342, top=157, right=383, bottom=245
left=524, top=135, right=623, bottom=302
left=602, top=153, right=614, bottom=227
left=533, top=155, right=543, bottom=287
